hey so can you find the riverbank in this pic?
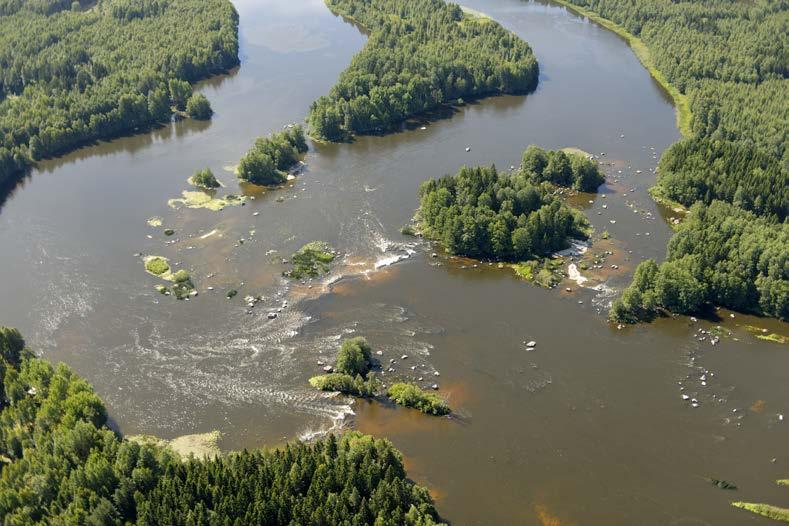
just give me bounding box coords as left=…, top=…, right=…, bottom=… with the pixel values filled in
left=551, top=0, right=691, bottom=137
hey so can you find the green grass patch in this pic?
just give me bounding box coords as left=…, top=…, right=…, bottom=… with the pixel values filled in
left=732, top=502, right=789, bottom=522
left=387, top=382, right=450, bottom=416
left=285, top=241, right=336, bottom=280
left=551, top=0, right=691, bottom=137
left=511, top=258, right=563, bottom=288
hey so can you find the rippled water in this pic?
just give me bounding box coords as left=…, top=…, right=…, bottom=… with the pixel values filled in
left=0, top=0, right=786, bottom=524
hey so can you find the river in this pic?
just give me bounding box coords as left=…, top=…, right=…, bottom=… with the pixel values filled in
left=0, top=0, right=786, bottom=524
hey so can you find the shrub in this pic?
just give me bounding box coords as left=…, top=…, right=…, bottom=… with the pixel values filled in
left=387, top=383, right=450, bottom=415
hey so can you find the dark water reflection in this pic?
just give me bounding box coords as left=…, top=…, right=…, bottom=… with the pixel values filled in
left=0, top=0, right=785, bottom=524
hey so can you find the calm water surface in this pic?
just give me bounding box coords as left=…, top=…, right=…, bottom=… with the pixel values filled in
left=0, top=0, right=786, bottom=524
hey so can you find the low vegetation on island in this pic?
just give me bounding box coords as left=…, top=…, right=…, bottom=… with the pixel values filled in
left=417, top=146, right=602, bottom=262
left=189, top=167, right=221, bottom=189
left=387, top=382, right=451, bottom=416
left=309, top=337, right=451, bottom=416
left=307, top=0, right=539, bottom=140
left=555, top=0, right=787, bottom=323
left=309, top=337, right=381, bottom=397
left=284, top=241, right=336, bottom=280
left=0, top=327, right=446, bottom=525
left=237, top=126, right=308, bottom=186
left=0, top=0, right=240, bottom=192
left=143, top=256, right=196, bottom=299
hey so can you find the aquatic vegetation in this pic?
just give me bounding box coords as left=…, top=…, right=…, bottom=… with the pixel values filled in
left=143, top=257, right=195, bottom=299
left=778, top=480, right=789, bottom=487
left=147, top=217, right=163, bottom=227
left=284, top=241, right=336, bottom=279
left=163, top=228, right=175, bottom=236
left=237, top=126, right=308, bottom=186
left=744, top=326, right=787, bottom=345
left=308, top=0, right=538, bottom=140
left=144, top=255, right=171, bottom=276
left=189, top=168, right=221, bottom=189
left=168, top=190, right=246, bottom=211
left=226, top=289, right=238, bottom=299
left=387, top=382, right=450, bottom=416
left=0, top=327, right=445, bottom=525
left=732, top=502, right=789, bottom=522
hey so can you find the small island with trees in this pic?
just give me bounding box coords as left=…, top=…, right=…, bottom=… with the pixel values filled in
left=237, top=126, right=309, bottom=186
left=416, top=146, right=603, bottom=262
left=309, top=336, right=452, bottom=416
left=307, top=0, right=539, bottom=140
left=188, top=167, right=221, bottom=189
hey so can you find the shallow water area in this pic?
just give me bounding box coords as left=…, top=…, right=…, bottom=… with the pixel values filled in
left=0, top=0, right=786, bottom=524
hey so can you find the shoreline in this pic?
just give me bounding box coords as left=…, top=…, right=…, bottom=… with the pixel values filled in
left=550, top=0, right=692, bottom=137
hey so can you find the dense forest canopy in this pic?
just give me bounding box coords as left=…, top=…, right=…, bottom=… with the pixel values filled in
left=560, top=0, right=788, bottom=321
left=0, top=0, right=239, bottom=191
left=417, top=146, right=600, bottom=261
left=610, top=201, right=788, bottom=322
left=0, top=327, right=445, bottom=525
left=307, top=0, right=539, bottom=140
left=237, top=126, right=308, bottom=186
left=562, top=0, right=787, bottom=219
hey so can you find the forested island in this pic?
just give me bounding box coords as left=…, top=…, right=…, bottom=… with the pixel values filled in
left=0, top=0, right=239, bottom=192
left=237, top=126, right=308, bottom=186
left=307, top=0, right=539, bottom=140
left=556, top=0, right=788, bottom=322
left=0, top=327, right=446, bottom=525
left=416, top=146, right=602, bottom=261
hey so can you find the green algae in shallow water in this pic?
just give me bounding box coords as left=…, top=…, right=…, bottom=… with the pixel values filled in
left=142, top=256, right=196, bottom=300
left=284, top=241, right=336, bottom=279
left=144, top=256, right=170, bottom=276
left=732, top=502, right=789, bottom=522
left=168, top=190, right=246, bottom=211
left=778, top=480, right=789, bottom=486
left=147, top=217, right=163, bottom=227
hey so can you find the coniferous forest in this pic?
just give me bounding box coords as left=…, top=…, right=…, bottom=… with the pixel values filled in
left=559, top=0, right=787, bottom=321
left=0, top=328, right=445, bottom=525
left=0, top=0, right=240, bottom=191
left=417, top=147, right=601, bottom=261
left=307, top=0, right=539, bottom=141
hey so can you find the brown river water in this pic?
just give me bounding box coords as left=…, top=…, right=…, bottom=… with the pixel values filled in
left=0, top=0, right=786, bottom=524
